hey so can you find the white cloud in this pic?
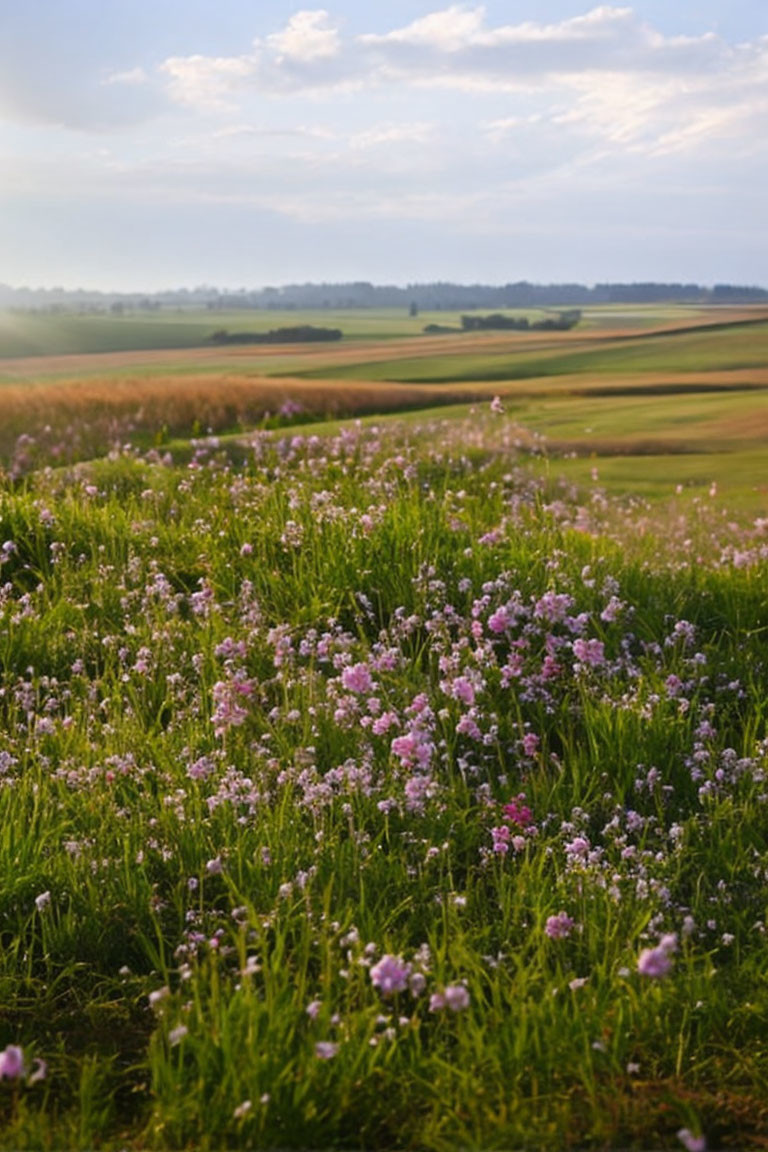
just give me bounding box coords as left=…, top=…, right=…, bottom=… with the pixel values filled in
left=361, top=6, right=487, bottom=50
left=161, top=53, right=256, bottom=112
left=149, top=5, right=768, bottom=163
left=267, top=10, right=341, bottom=62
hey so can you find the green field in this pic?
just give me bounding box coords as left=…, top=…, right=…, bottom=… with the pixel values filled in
left=0, top=304, right=721, bottom=359
left=297, top=320, right=768, bottom=384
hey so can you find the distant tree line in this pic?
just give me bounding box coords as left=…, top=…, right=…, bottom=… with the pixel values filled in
left=459, top=310, right=582, bottom=332
left=209, top=325, right=342, bottom=345
left=1, top=280, right=767, bottom=314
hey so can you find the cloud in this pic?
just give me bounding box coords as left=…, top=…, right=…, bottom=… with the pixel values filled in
left=150, top=5, right=768, bottom=162
left=158, top=6, right=737, bottom=101
left=267, top=10, right=341, bottom=62
left=104, top=67, right=150, bottom=87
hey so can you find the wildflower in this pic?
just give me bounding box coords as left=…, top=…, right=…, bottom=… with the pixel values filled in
left=234, top=1100, right=252, bottom=1119
left=168, top=1025, right=188, bottom=1046
left=564, top=836, right=590, bottom=860
left=408, top=972, right=427, bottom=997
left=637, top=933, right=677, bottom=978
left=448, top=676, right=475, bottom=706
left=370, top=954, right=411, bottom=996
left=34, top=891, right=51, bottom=912
left=315, top=1041, right=339, bottom=1060
left=677, top=1129, right=707, bottom=1152
left=341, top=663, right=373, bottom=694
left=488, top=606, right=511, bottom=633
left=443, top=985, right=470, bottom=1012
left=306, top=999, right=322, bottom=1019
left=0, top=1046, right=25, bottom=1080
left=521, top=732, right=540, bottom=757
left=491, top=825, right=511, bottom=855
left=572, top=638, right=605, bottom=667
left=545, top=912, right=575, bottom=940
left=503, top=794, right=532, bottom=826
left=490, top=396, right=504, bottom=414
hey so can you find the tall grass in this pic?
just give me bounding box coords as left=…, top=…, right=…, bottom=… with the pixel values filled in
left=0, top=413, right=765, bottom=1148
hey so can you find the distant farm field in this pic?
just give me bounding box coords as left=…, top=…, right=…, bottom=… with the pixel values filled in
left=1, top=305, right=767, bottom=518
left=0, top=302, right=751, bottom=358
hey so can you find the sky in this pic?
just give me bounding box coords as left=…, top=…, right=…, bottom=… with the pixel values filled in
left=0, top=1, right=767, bottom=290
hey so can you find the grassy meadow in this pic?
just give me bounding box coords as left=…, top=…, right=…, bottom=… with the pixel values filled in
left=0, top=306, right=767, bottom=1149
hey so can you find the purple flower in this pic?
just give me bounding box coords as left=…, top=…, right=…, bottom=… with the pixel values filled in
left=370, top=954, right=411, bottom=996
left=677, top=1130, right=706, bottom=1152
left=315, top=1041, right=339, bottom=1060
left=521, top=732, right=540, bottom=757
left=564, top=836, right=590, bottom=859
left=572, top=638, right=605, bottom=667
left=488, top=606, right=511, bottom=633
left=545, top=912, right=575, bottom=940
left=637, top=933, right=677, bottom=978
left=491, top=825, right=511, bottom=855
left=0, top=1045, right=25, bottom=1080
left=443, top=985, right=470, bottom=1012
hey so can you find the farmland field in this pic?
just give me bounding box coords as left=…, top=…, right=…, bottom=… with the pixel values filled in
left=0, top=306, right=767, bottom=1149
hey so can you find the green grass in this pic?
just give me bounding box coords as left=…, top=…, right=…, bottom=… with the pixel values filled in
left=0, top=414, right=766, bottom=1147
left=298, top=322, right=768, bottom=384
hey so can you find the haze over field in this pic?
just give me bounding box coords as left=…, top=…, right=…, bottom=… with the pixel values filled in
left=1, top=0, right=767, bottom=289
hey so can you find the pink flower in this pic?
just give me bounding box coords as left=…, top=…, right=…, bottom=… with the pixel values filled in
left=449, top=677, right=475, bottom=706
left=372, top=710, right=399, bottom=736
left=545, top=912, right=575, bottom=940
left=488, top=606, right=511, bottom=633
left=564, top=836, right=590, bottom=859
left=341, top=663, right=373, bottom=694
left=0, top=1045, right=25, bottom=1080
left=503, top=794, right=532, bottom=827
left=391, top=731, right=433, bottom=770
left=490, top=396, right=504, bottom=414
left=430, top=985, right=470, bottom=1012
left=370, top=955, right=411, bottom=996
left=521, top=733, right=540, bottom=757
left=315, top=1041, right=339, bottom=1060
left=572, top=638, right=606, bottom=667
left=491, top=825, right=511, bottom=855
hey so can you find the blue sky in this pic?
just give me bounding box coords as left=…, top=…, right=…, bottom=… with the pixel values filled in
left=1, top=2, right=766, bottom=289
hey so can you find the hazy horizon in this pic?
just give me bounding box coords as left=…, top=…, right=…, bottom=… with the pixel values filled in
left=2, top=1, right=766, bottom=291
left=2, top=276, right=768, bottom=298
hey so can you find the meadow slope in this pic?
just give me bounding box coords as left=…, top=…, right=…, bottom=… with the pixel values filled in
left=0, top=310, right=766, bottom=1149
